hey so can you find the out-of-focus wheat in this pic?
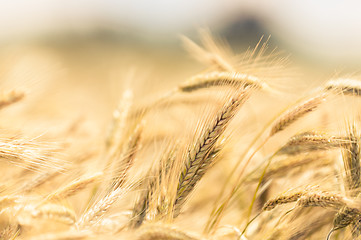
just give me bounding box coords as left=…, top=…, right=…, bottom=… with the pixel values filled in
left=4, top=33, right=361, bottom=240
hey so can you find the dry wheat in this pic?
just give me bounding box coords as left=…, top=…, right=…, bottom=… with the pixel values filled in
left=45, top=172, right=103, bottom=201
left=178, top=71, right=266, bottom=93
left=325, top=78, right=361, bottom=96
left=137, top=224, right=202, bottom=240
left=269, top=93, right=327, bottom=136
left=174, top=89, right=250, bottom=215
left=262, top=191, right=303, bottom=211
left=0, top=90, right=24, bottom=110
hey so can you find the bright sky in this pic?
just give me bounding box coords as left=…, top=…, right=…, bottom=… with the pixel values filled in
left=0, top=0, right=244, bottom=38
left=1, top=1, right=361, bottom=64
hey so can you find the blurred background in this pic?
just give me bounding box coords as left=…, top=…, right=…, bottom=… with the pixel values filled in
left=2, top=1, right=361, bottom=65
left=1, top=0, right=361, bottom=134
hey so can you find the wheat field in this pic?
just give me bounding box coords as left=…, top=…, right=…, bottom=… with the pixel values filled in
left=1, top=32, right=361, bottom=240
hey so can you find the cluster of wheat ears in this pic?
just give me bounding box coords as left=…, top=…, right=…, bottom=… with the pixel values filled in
left=2, top=33, right=361, bottom=240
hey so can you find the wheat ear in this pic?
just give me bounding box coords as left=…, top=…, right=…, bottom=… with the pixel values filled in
left=137, top=224, right=202, bottom=240
left=341, top=124, right=361, bottom=195
left=269, top=93, right=327, bottom=136
left=108, top=121, right=143, bottom=192
left=0, top=90, right=24, bottom=110
left=325, top=78, right=361, bottom=96
left=105, top=89, right=133, bottom=150
left=262, top=191, right=304, bottom=211
left=296, top=191, right=351, bottom=209
left=204, top=92, right=327, bottom=234
left=45, top=172, right=103, bottom=201
left=0, top=196, right=18, bottom=209
left=0, top=223, right=20, bottom=240
left=0, top=138, right=65, bottom=172
left=20, top=170, right=60, bottom=193
left=338, top=123, right=361, bottom=238
left=178, top=71, right=266, bottom=93
left=333, top=206, right=361, bottom=231
left=174, top=89, right=250, bottom=215
left=31, top=203, right=76, bottom=225
left=28, top=230, right=91, bottom=240
left=130, top=190, right=149, bottom=229
left=77, top=187, right=127, bottom=228
left=277, top=131, right=344, bottom=155
left=130, top=148, right=177, bottom=228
